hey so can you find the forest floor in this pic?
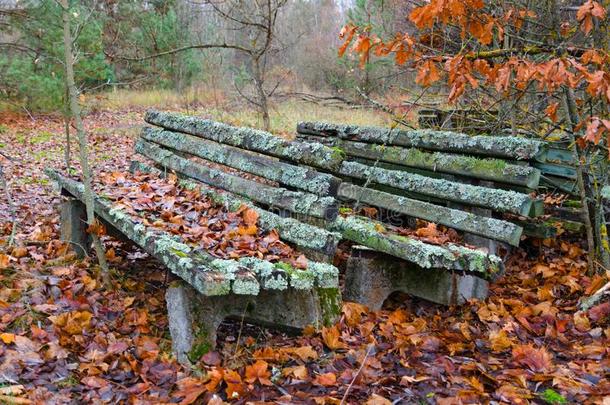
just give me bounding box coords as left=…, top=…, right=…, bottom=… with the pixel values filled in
left=0, top=104, right=608, bottom=404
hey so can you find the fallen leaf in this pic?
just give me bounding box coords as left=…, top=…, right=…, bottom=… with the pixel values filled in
left=342, top=302, right=368, bottom=327
left=224, top=369, right=244, bottom=399
left=314, top=372, right=336, bottom=387
left=322, top=325, right=346, bottom=350
left=49, top=310, right=93, bottom=335
left=365, top=394, right=392, bottom=405
left=0, top=333, right=15, bottom=344
left=245, top=360, right=272, bottom=386
left=512, top=344, right=553, bottom=373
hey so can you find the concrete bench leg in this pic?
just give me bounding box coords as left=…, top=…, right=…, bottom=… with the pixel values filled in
left=166, top=281, right=341, bottom=365
left=344, top=247, right=488, bottom=310
left=60, top=198, right=90, bottom=258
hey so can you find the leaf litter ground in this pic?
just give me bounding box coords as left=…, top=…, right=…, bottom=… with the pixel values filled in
left=0, top=112, right=608, bottom=404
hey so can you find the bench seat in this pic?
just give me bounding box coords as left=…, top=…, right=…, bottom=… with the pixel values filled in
left=46, top=169, right=341, bottom=364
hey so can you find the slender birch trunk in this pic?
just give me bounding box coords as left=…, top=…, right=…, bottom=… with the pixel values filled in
left=60, top=0, right=110, bottom=286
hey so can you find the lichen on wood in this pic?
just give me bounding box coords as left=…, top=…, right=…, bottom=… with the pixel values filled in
left=336, top=140, right=541, bottom=188
left=141, top=127, right=341, bottom=196
left=47, top=170, right=341, bottom=297
left=338, top=183, right=523, bottom=246
left=46, top=169, right=232, bottom=296
left=135, top=139, right=338, bottom=219
left=339, top=160, right=537, bottom=216
left=145, top=110, right=346, bottom=171
left=297, top=121, right=547, bottom=161
left=130, top=161, right=341, bottom=255
left=328, top=215, right=503, bottom=277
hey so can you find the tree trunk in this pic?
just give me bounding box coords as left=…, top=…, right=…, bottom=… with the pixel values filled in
left=63, top=85, right=71, bottom=171
left=252, top=57, right=270, bottom=131
left=60, top=0, right=110, bottom=285
left=562, top=87, right=596, bottom=274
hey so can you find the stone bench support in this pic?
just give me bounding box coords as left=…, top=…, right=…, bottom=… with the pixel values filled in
left=166, top=281, right=341, bottom=365
left=60, top=198, right=90, bottom=258
left=344, top=247, right=488, bottom=310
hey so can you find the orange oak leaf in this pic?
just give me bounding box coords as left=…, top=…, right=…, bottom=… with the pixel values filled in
left=223, top=369, right=244, bottom=399
left=322, top=325, right=346, bottom=350
left=245, top=360, right=272, bottom=386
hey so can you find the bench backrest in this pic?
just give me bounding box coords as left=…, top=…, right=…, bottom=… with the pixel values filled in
left=137, top=111, right=344, bottom=223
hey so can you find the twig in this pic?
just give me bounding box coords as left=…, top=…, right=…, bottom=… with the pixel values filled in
left=340, top=343, right=374, bottom=405
left=579, top=280, right=610, bottom=311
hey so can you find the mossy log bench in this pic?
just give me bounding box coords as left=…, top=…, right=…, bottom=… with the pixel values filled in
left=46, top=169, right=342, bottom=365
left=296, top=121, right=549, bottom=244
left=140, top=111, right=509, bottom=308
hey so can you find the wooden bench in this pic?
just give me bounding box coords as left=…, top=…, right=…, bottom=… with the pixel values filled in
left=47, top=112, right=350, bottom=364
left=294, top=121, right=556, bottom=307
left=139, top=112, right=508, bottom=308
left=49, top=111, right=547, bottom=362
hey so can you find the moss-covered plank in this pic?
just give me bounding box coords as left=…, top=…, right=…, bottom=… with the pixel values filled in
left=338, top=183, right=522, bottom=246
left=338, top=161, right=538, bottom=217
left=135, top=139, right=338, bottom=220
left=540, top=175, right=578, bottom=195
left=45, top=169, right=233, bottom=297
left=47, top=169, right=340, bottom=294
left=142, top=127, right=341, bottom=196
left=335, top=140, right=540, bottom=188
left=297, top=121, right=547, bottom=161
left=546, top=147, right=575, bottom=164
left=130, top=161, right=341, bottom=255
left=145, top=110, right=345, bottom=171
left=532, top=162, right=577, bottom=179
left=328, top=215, right=503, bottom=277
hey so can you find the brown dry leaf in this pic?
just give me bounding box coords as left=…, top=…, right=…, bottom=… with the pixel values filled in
left=0, top=333, right=15, bottom=344
left=573, top=312, right=591, bottom=332
left=365, top=394, right=392, bottom=405
left=287, top=346, right=318, bottom=361
left=314, top=372, right=336, bottom=387
left=237, top=224, right=257, bottom=236
left=511, top=344, right=553, bottom=373
left=489, top=329, right=513, bottom=352
left=283, top=365, right=308, bottom=380
left=223, top=369, right=244, bottom=399
left=245, top=360, right=272, bottom=386
left=342, top=302, right=368, bottom=327
left=49, top=310, right=93, bottom=335
left=11, top=247, right=28, bottom=258
left=242, top=207, right=259, bottom=226
left=322, top=325, right=346, bottom=350
left=174, top=377, right=208, bottom=405
left=0, top=253, right=10, bottom=269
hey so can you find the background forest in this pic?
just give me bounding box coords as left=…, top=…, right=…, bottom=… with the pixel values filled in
left=0, top=0, right=411, bottom=114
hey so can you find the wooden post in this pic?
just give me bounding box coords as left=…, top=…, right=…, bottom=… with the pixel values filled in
left=60, top=198, right=90, bottom=258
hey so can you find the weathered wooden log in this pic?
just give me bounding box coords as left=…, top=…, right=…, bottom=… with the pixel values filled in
left=130, top=161, right=341, bottom=256
left=141, top=127, right=341, bottom=197
left=328, top=215, right=504, bottom=277
left=297, top=121, right=547, bottom=161
left=46, top=169, right=340, bottom=293
left=338, top=183, right=523, bottom=246
left=533, top=161, right=577, bottom=179
left=145, top=110, right=345, bottom=171
left=338, top=161, right=538, bottom=217
left=47, top=169, right=235, bottom=296
left=135, top=139, right=338, bottom=220
left=332, top=139, right=540, bottom=188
